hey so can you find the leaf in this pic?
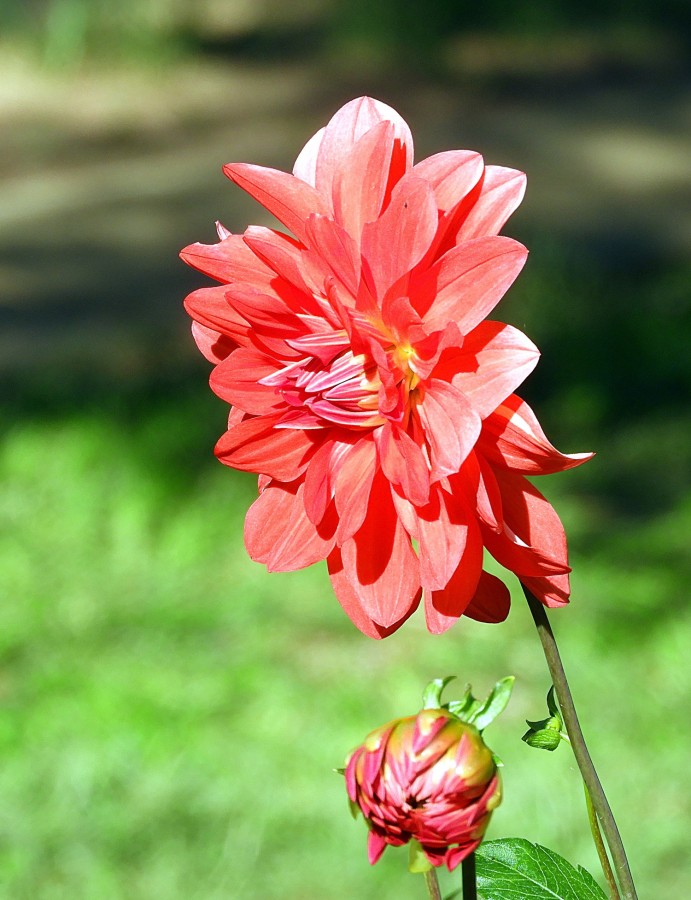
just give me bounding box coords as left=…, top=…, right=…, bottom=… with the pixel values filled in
left=422, top=676, right=456, bottom=709
left=469, top=676, right=515, bottom=731
left=476, top=839, right=607, bottom=900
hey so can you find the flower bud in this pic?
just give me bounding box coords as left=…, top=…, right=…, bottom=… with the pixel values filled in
left=345, top=708, right=501, bottom=870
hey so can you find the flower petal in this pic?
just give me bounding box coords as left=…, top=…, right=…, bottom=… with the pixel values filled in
left=340, top=472, right=421, bottom=626
left=521, top=571, right=571, bottom=608
left=292, top=126, right=325, bottom=186
left=223, top=163, right=329, bottom=243
left=463, top=571, right=511, bottom=622
left=180, top=233, right=273, bottom=284
left=375, top=423, right=430, bottom=507
left=244, top=481, right=337, bottom=571
left=210, top=348, right=284, bottom=416
left=215, top=415, right=319, bottom=481
left=478, top=394, right=595, bottom=474
left=334, top=435, right=378, bottom=543
left=190, top=321, right=236, bottom=364
left=455, top=165, right=527, bottom=241
left=413, top=236, right=528, bottom=334
left=184, top=285, right=251, bottom=346
left=424, top=516, right=483, bottom=633
left=450, top=322, right=540, bottom=419
left=361, top=174, right=438, bottom=300
left=413, top=149, right=485, bottom=213
left=415, top=379, right=482, bottom=479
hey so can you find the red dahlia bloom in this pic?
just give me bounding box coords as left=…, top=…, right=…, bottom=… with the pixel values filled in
left=181, top=96, right=592, bottom=637
left=345, top=708, right=501, bottom=870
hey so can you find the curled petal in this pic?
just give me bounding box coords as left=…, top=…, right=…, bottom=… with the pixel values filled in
left=463, top=571, right=511, bottom=623
left=454, top=165, right=527, bottom=242
left=521, top=571, right=571, bottom=608
left=190, top=321, right=236, bottom=364
left=479, top=394, right=595, bottom=474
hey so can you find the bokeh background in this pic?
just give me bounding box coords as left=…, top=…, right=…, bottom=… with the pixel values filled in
left=1, top=1, right=690, bottom=897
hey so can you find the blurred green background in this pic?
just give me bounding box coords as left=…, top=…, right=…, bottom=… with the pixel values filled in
left=1, top=1, right=690, bottom=897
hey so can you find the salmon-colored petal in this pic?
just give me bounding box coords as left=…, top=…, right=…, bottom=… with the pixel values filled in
left=223, top=163, right=329, bottom=243
left=215, top=415, right=319, bottom=481
left=244, top=481, right=337, bottom=571
left=304, top=215, right=361, bottom=300
left=455, top=165, right=527, bottom=241
left=190, top=322, right=236, bottom=364
left=457, top=453, right=503, bottom=532
left=416, top=379, right=481, bottom=479
left=292, top=126, right=325, bottom=187
left=413, top=149, right=484, bottom=213
left=375, top=423, right=430, bottom=507
left=328, top=547, right=420, bottom=638
left=424, top=517, right=483, bottom=633
left=361, top=174, right=438, bottom=300
left=184, top=285, right=251, bottom=346
left=303, top=435, right=356, bottom=525
left=479, top=393, right=595, bottom=474
left=463, top=571, right=511, bottom=622
left=315, top=96, right=413, bottom=199
left=417, top=488, right=476, bottom=592
left=210, top=348, right=284, bottom=415
left=180, top=233, right=274, bottom=285
left=413, top=236, right=528, bottom=333
left=340, top=472, right=421, bottom=627
left=334, top=436, right=378, bottom=543
left=450, top=322, right=540, bottom=419
left=242, top=226, right=322, bottom=299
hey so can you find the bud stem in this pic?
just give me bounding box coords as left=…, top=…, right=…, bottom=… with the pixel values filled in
left=423, top=869, right=442, bottom=900
left=462, top=851, right=477, bottom=900
left=584, top=782, right=620, bottom=899
left=523, top=586, right=638, bottom=900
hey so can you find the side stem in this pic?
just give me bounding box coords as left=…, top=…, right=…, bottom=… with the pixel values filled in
left=522, top=587, right=637, bottom=900
left=462, top=852, right=477, bottom=900
left=423, top=868, right=442, bottom=900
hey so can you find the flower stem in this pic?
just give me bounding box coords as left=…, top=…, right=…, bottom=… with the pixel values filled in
left=462, top=851, right=477, bottom=900
left=423, top=868, right=442, bottom=900
left=522, top=587, right=638, bottom=900
left=584, top=782, right=620, bottom=899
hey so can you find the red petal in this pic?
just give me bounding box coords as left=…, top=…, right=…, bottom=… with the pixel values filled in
left=375, top=423, right=430, bottom=507
left=424, top=516, right=483, bottom=633
left=361, top=174, right=438, bottom=300
left=415, top=379, right=481, bottom=479
left=413, top=149, right=484, bottom=213
left=521, top=571, right=571, bottom=608
left=450, top=321, right=540, bottom=419
left=184, top=285, right=251, bottom=346
left=210, top=348, right=284, bottom=415
left=180, top=233, right=273, bottom=285
left=455, top=165, right=527, bottom=241
left=327, top=547, right=420, bottom=638
left=367, top=830, right=388, bottom=865
left=215, top=415, right=319, bottom=480
left=413, top=236, right=528, bottom=333
left=457, top=453, right=503, bottom=532
left=303, top=436, right=355, bottom=525
left=479, top=394, right=595, bottom=475
left=304, top=215, right=361, bottom=299
left=223, top=163, right=329, bottom=243
left=463, top=571, right=511, bottom=622
left=340, top=472, right=421, bottom=627
left=190, top=322, right=236, bottom=364
left=244, top=481, right=337, bottom=571
left=242, top=226, right=321, bottom=299
left=416, top=488, right=475, bottom=592
left=334, top=436, right=377, bottom=543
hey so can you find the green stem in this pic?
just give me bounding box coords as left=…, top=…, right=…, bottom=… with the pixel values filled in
left=423, top=868, right=442, bottom=900
left=584, top=782, right=620, bottom=899
left=462, top=851, right=477, bottom=900
left=523, top=587, right=638, bottom=900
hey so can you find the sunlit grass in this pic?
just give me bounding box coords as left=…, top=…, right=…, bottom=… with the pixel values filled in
left=0, top=396, right=687, bottom=898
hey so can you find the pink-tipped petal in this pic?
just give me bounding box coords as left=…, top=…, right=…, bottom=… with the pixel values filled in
left=413, top=149, right=485, bottom=213
left=292, top=126, right=326, bottom=186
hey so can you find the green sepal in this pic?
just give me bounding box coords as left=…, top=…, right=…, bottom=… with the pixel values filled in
left=469, top=676, right=515, bottom=731
left=333, top=767, right=346, bottom=775
left=408, top=839, right=433, bottom=873
left=422, top=676, right=456, bottom=710
left=546, top=685, right=560, bottom=718
left=522, top=727, right=563, bottom=751
left=348, top=797, right=361, bottom=820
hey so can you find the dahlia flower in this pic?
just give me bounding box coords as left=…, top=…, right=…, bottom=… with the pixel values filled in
left=345, top=708, right=501, bottom=870
left=181, top=96, right=592, bottom=637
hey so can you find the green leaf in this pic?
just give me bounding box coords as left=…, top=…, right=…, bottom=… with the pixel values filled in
left=476, top=838, right=607, bottom=900
left=468, top=676, right=515, bottom=731
left=547, top=686, right=560, bottom=718
left=422, top=676, right=456, bottom=709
